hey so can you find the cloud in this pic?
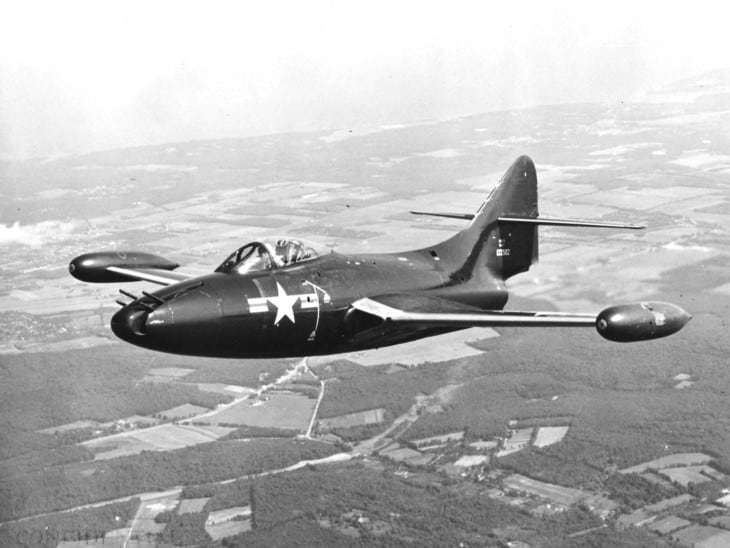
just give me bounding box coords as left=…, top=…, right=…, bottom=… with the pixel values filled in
left=0, top=221, right=77, bottom=247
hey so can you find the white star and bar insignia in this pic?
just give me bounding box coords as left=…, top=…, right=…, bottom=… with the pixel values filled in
left=267, top=282, right=298, bottom=325
left=246, top=282, right=327, bottom=325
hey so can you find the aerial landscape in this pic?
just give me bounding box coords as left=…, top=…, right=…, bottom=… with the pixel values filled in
left=0, top=67, right=729, bottom=546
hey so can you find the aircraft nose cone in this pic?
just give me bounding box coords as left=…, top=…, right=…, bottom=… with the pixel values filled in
left=110, top=283, right=222, bottom=354
left=111, top=306, right=149, bottom=343
left=131, top=283, right=224, bottom=353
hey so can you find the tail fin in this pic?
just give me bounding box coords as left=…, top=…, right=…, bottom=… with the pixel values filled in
left=435, top=155, right=539, bottom=282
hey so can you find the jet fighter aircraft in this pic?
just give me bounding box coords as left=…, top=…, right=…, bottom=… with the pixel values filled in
left=69, top=156, right=691, bottom=358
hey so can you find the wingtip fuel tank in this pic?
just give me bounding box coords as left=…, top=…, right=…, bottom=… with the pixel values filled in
left=69, top=251, right=179, bottom=283
left=596, top=302, right=691, bottom=342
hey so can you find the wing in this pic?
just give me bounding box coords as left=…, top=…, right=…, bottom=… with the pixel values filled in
left=104, top=267, right=193, bottom=286
left=351, top=294, right=596, bottom=329
left=69, top=251, right=193, bottom=286
left=347, top=294, right=691, bottom=343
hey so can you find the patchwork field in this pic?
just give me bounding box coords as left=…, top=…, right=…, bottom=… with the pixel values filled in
left=178, top=498, right=210, bottom=514
left=206, top=392, right=315, bottom=431
left=204, top=504, right=255, bottom=545
left=659, top=465, right=725, bottom=487
left=205, top=513, right=252, bottom=541
left=310, top=327, right=499, bottom=367
left=502, top=474, right=588, bottom=506
left=533, top=426, right=570, bottom=448
left=182, top=382, right=254, bottom=396
left=469, top=440, right=498, bottom=450
left=380, top=444, right=434, bottom=466
left=647, top=516, right=691, bottom=535
left=159, top=404, right=210, bottom=420
left=620, top=453, right=714, bottom=474
left=670, top=524, right=730, bottom=546
left=644, top=494, right=695, bottom=513
left=82, top=424, right=235, bottom=460
left=318, top=408, right=386, bottom=431
left=454, top=455, right=488, bottom=468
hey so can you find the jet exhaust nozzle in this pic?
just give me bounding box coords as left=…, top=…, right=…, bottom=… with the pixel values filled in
left=596, top=302, right=691, bottom=342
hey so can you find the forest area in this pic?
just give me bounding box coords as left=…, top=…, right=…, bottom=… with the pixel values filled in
left=195, top=464, right=669, bottom=547
left=0, top=498, right=140, bottom=548
left=0, top=346, right=231, bottom=455
left=0, top=439, right=336, bottom=522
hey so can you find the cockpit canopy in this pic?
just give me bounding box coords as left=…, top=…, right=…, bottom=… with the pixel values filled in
left=216, top=238, right=322, bottom=274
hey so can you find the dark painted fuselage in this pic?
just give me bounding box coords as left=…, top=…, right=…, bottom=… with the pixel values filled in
left=111, top=248, right=508, bottom=358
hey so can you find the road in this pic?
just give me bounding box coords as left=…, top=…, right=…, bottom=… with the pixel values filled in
left=351, top=393, right=430, bottom=456
left=182, top=357, right=310, bottom=424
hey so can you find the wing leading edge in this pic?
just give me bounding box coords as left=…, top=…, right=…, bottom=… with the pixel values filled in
left=351, top=296, right=596, bottom=328
left=105, top=267, right=193, bottom=286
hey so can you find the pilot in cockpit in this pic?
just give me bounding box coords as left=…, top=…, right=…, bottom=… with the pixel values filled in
left=217, top=238, right=319, bottom=275
left=273, top=239, right=314, bottom=266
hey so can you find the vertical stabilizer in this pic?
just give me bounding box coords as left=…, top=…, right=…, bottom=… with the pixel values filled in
left=435, top=155, right=539, bottom=282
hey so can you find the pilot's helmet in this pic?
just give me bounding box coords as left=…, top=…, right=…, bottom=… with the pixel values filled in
left=275, top=239, right=306, bottom=265
left=273, top=239, right=289, bottom=264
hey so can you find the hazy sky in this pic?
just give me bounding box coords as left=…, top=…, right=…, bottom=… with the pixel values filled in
left=1, top=1, right=728, bottom=160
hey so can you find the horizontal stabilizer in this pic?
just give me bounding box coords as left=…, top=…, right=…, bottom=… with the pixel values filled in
left=410, top=210, right=644, bottom=229
left=499, top=217, right=646, bottom=229
left=410, top=210, right=475, bottom=220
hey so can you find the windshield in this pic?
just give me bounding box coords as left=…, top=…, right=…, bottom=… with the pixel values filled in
left=216, top=238, right=320, bottom=274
